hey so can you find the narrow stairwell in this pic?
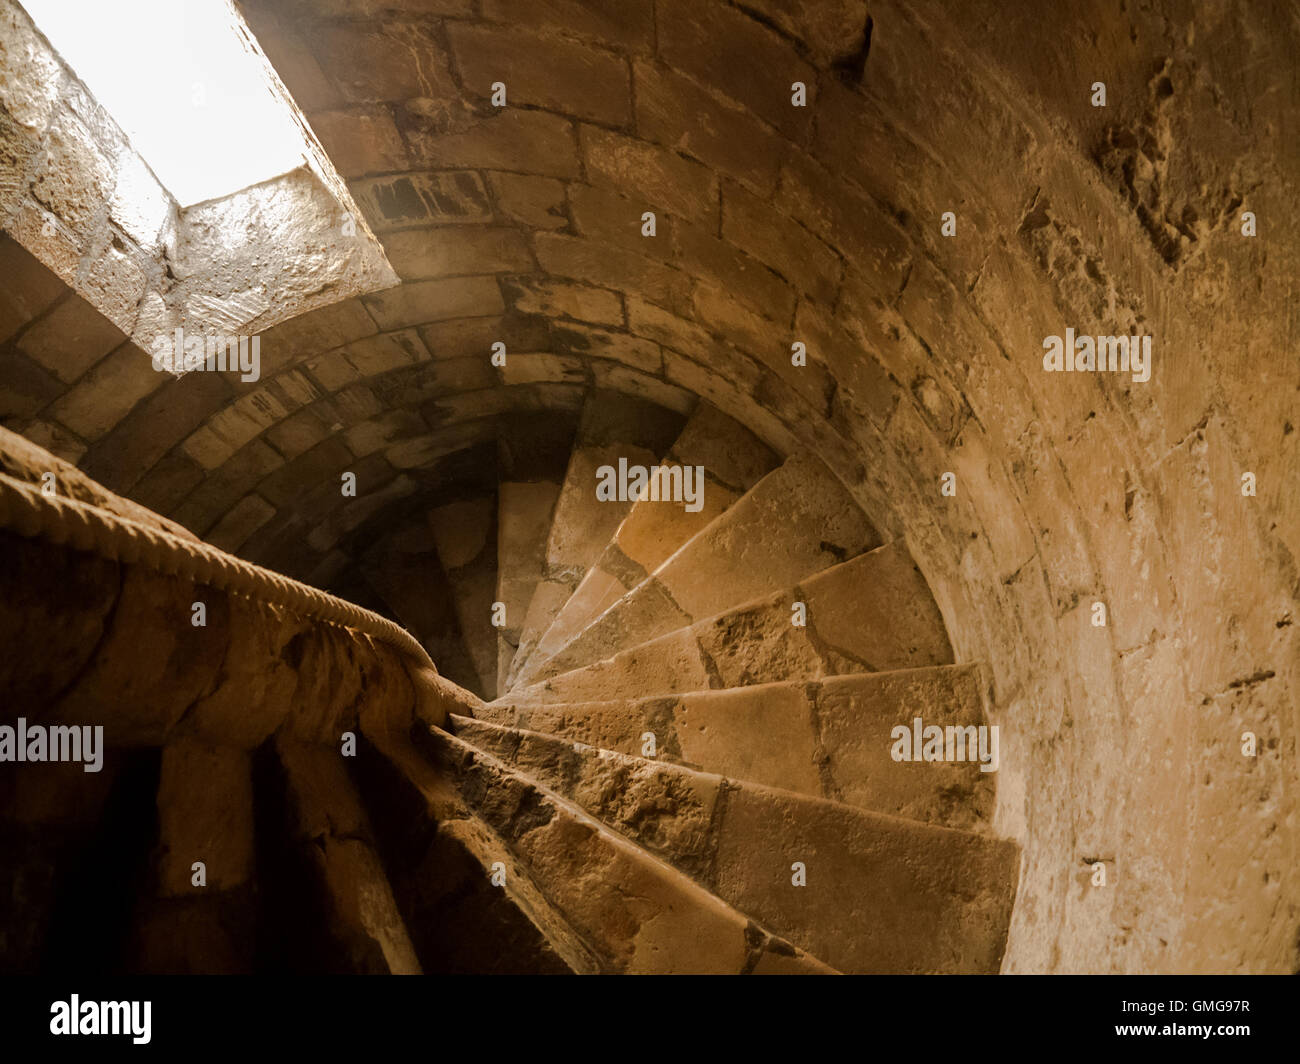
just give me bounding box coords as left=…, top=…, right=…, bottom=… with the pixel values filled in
left=341, top=406, right=1023, bottom=974
left=0, top=409, right=1020, bottom=974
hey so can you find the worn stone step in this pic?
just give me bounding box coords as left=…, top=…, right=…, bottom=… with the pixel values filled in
left=446, top=714, right=1017, bottom=974
left=510, top=451, right=881, bottom=689
left=524, top=403, right=779, bottom=676
left=492, top=410, right=580, bottom=691
left=413, top=725, right=838, bottom=974
left=479, top=664, right=996, bottom=831
left=494, top=479, right=562, bottom=691
left=429, top=494, right=500, bottom=700
left=355, top=723, right=601, bottom=974
left=506, top=540, right=951, bottom=705
left=505, top=390, right=687, bottom=689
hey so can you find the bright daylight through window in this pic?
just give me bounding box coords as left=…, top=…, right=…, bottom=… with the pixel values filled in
left=22, top=0, right=307, bottom=206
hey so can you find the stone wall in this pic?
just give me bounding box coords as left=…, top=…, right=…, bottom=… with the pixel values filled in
left=0, top=0, right=1296, bottom=972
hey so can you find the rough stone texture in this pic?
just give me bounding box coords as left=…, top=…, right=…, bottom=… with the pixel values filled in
left=485, top=666, right=999, bottom=833
left=454, top=717, right=722, bottom=880
left=529, top=402, right=779, bottom=666
left=0, top=0, right=1295, bottom=975
left=155, top=739, right=255, bottom=897
left=506, top=390, right=685, bottom=685
left=815, top=669, right=995, bottom=831
left=0, top=531, right=121, bottom=713
left=359, top=719, right=621, bottom=973
left=495, top=479, right=562, bottom=689
left=517, top=452, right=881, bottom=685
left=508, top=541, right=951, bottom=704
left=131, top=740, right=258, bottom=970
left=420, top=725, right=835, bottom=973
left=182, top=599, right=308, bottom=749
left=448, top=715, right=1010, bottom=973
left=712, top=784, right=1018, bottom=974
left=53, top=566, right=231, bottom=745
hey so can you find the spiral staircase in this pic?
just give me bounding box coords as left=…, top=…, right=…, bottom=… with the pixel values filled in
left=3, top=0, right=1297, bottom=981
left=1, top=391, right=1019, bottom=975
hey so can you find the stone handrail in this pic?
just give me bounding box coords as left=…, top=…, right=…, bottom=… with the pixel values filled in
left=0, top=437, right=479, bottom=747
left=0, top=470, right=432, bottom=669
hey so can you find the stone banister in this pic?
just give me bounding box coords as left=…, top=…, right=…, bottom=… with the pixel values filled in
left=0, top=427, right=478, bottom=750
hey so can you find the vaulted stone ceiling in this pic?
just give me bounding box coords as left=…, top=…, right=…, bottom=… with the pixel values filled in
left=1, top=0, right=1297, bottom=974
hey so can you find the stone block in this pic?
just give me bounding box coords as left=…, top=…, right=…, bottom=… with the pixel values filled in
left=673, top=685, right=823, bottom=795
left=29, top=109, right=113, bottom=241
left=0, top=349, right=65, bottom=421
left=581, top=126, right=717, bottom=227
left=722, top=182, right=843, bottom=303
left=314, top=23, right=457, bottom=104
left=407, top=108, right=580, bottom=179
left=261, top=299, right=379, bottom=367
left=53, top=568, right=229, bottom=745
left=383, top=226, right=533, bottom=280
left=634, top=60, right=784, bottom=195
left=713, top=786, right=1018, bottom=972
left=775, top=150, right=912, bottom=297
left=306, top=108, right=409, bottom=177
left=205, top=494, right=277, bottom=554
left=569, top=183, right=677, bottom=262
left=501, top=276, right=623, bottom=327
left=155, top=740, right=254, bottom=895
left=363, top=276, right=504, bottom=330
left=655, top=0, right=816, bottom=138
left=83, top=371, right=234, bottom=493
left=343, top=329, right=431, bottom=377
left=550, top=321, right=659, bottom=373
left=481, top=0, right=654, bottom=52
left=16, top=294, right=127, bottom=385
left=534, top=232, right=693, bottom=316
left=0, top=237, right=71, bottom=345
left=487, top=171, right=568, bottom=229
left=446, top=24, right=631, bottom=126
left=739, top=0, right=870, bottom=65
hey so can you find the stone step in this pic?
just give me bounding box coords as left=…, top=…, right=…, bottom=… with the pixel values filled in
left=494, top=479, right=562, bottom=692
left=446, top=715, right=1018, bottom=974
left=429, top=494, right=500, bottom=700
left=524, top=403, right=779, bottom=676
left=481, top=664, right=995, bottom=831
left=355, top=722, right=601, bottom=974
left=492, top=410, right=580, bottom=691
left=506, top=540, right=951, bottom=705
left=504, top=390, right=686, bottom=689
left=411, top=725, right=837, bottom=973
left=510, top=451, right=881, bottom=689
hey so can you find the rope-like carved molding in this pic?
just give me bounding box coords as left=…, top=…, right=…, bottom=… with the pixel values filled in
left=0, top=471, right=435, bottom=672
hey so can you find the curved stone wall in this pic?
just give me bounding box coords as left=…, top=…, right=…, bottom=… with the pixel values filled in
left=1, top=0, right=1295, bottom=973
